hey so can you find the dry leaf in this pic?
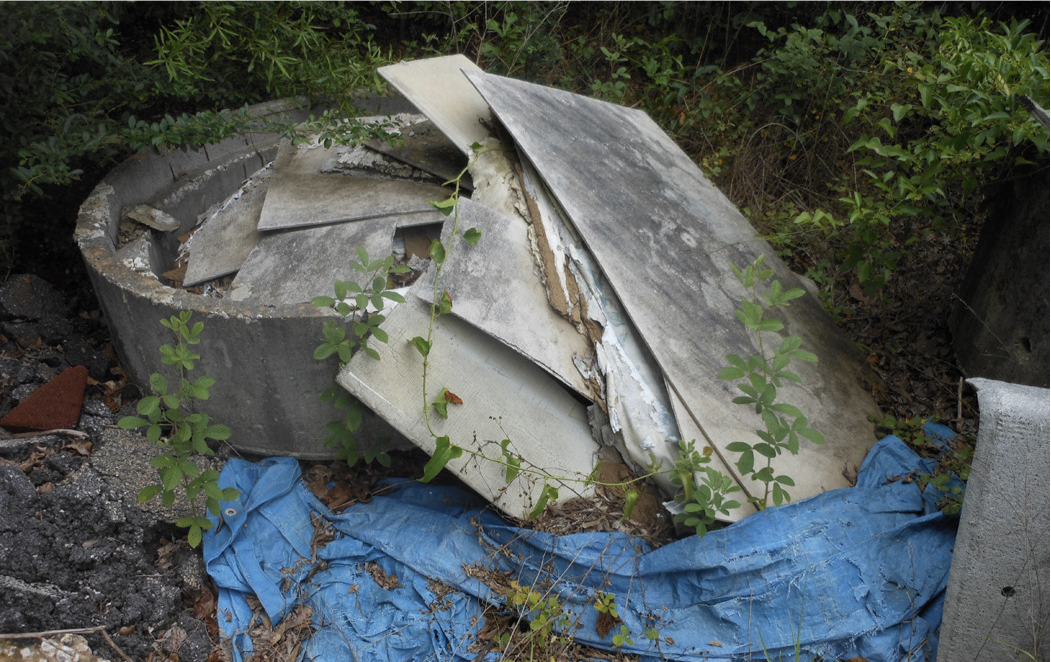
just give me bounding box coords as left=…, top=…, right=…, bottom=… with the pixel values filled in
left=444, top=390, right=464, bottom=405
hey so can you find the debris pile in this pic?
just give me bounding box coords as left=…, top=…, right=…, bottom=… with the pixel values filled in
left=108, top=56, right=880, bottom=521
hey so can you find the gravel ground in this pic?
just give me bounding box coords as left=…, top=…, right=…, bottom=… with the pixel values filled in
left=0, top=274, right=217, bottom=662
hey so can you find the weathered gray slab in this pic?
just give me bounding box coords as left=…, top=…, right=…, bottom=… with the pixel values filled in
left=467, top=70, right=879, bottom=503
left=257, top=140, right=449, bottom=231
left=183, top=171, right=268, bottom=287
left=378, top=55, right=490, bottom=156
left=229, top=211, right=444, bottom=305
left=367, top=120, right=473, bottom=190
left=338, top=293, right=599, bottom=519
left=414, top=197, right=593, bottom=398
left=938, top=378, right=1050, bottom=662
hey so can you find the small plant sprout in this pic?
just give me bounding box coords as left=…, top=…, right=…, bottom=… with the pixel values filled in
left=118, top=313, right=239, bottom=547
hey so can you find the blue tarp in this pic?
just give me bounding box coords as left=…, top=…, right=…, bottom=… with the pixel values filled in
left=204, top=428, right=959, bottom=662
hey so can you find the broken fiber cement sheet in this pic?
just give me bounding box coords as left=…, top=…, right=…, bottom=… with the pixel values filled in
left=464, top=69, right=881, bottom=504
left=256, top=139, right=449, bottom=231
left=337, top=290, right=599, bottom=519
left=204, top=426, right=959, bottom=662
left=414, top=196, right=595, bottom=399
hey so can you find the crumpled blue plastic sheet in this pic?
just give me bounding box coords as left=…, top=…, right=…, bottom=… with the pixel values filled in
left=204, top=427, right=959, bottom=662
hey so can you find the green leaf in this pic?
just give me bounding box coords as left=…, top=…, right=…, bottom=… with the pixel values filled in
left=735, top=448, right=754, bottom=474
left=314, top=344, right=337, bottom=360
left=789, top=349, right=818, bottom=362
left=771, top=403, right=802, bottom=418
left=718, top=366, right=746, bottom=380
left=150, top=373, right=169, bottom=395
left=463, top=228, right=482, bottom=245
left=500, top=439, right=520, bottom=483
left=205, top=424, right=232, bottom=440
left=430, top=197, right=457, bottom=216
left=439, top=291, right=453, bottom=315
left=160, top=466, right=182, bottom=491
left=138, top=396, right=161, bottom=417
left=187, top=523, right=202, bottom=548
left=429, top=239, right=446, bottom=265
left=118, top=416, right=148, bottom=429
left=891, top=103, right=912, bottom=122
left=420, top=435, right=462, bottom=483
left=620, top=489, right=639, bottom=522
left=311, top=295, right=335, bottom=308
left=799, top=427, right=826, bottom=445
left=409, top=336, right=431, bottom=357
left=432, top=398, right=449, bottom=419
left=757, top=318, right=784, bottom=332
left=138, top=484, right=163, bottom=503
left=527, top=484, right=559, bottom=519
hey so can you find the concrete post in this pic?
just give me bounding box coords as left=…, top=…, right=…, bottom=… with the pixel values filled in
left=938, top=378, right=1050, bottom=662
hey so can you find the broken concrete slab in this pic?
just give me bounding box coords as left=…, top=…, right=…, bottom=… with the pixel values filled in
left=378, top=55, right=491, bottom=156
left=379, top=55, right=525, bottom=230
left=122, top=204, right=180, bottom=232
left=366, top=119, right=474, bottom=190
left=517, top=154, right=689, bottom=493
left=415, top=196, right=595, bottom=399
left=229, top=210, right=446, bottom=306
left=256, top=140, right=450, bottom=232
left=338, top=290, right=599, bottom=520
left=183, top=168, right=270, bottom=287
left=466, top=69, right=879, bottom=504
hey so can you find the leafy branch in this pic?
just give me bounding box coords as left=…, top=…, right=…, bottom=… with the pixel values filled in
left=118, top=313, right=239, bottom=547
left=718, top=255, right=825, bottom=509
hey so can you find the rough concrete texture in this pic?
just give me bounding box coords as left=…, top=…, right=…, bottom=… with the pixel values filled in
left=0, top=365, right=88, bottom=432
left=74, top=99, right=413, bottom=457
left=938, top=378, right=1050, bottom=662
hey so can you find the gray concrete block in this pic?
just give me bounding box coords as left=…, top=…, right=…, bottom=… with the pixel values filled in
left=938, top=378, right=1050, bottom=662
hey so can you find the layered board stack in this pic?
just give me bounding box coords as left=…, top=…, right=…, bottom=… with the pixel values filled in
left=336, top=55, right=881, bottom=520
left=164, top=54, right=880, bottom=521
left=178, top=114, right=466, bottom=302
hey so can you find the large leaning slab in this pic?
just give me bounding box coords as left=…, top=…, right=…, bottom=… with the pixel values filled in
left=938, top=378, right=1050, bottom=662
left=378, top=55, right=490, bottom=156
left=466, top=70, right=879, bottom=504
left=338, top=291, right=599, bottom=519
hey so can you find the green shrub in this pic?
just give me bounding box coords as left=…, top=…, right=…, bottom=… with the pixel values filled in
left=0, top=2, right=390, bottom=275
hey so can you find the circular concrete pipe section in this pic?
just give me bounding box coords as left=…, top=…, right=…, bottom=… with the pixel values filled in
left=75, top=99, right=409, bottom=458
